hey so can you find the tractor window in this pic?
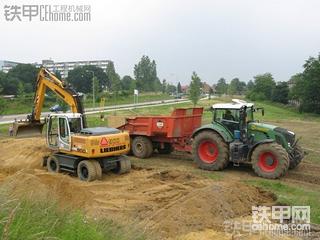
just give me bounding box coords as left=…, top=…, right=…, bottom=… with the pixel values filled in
left=69, top=118, right=82, bottom=133
left=215, top=109, right=240, bottom=133
left=246, top=108, right=254, bottom=122
left=48, top=116, right=58, bottom=147
left=59, top=118, right=70, bottom=143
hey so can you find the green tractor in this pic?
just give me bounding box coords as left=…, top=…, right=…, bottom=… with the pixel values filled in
left=191, top=99, right=304, bottom=179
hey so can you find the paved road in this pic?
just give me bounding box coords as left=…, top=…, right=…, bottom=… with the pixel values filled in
left=0, top=98, right=189, bottom=125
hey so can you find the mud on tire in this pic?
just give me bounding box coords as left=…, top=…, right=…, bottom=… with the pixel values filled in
left=132, top=136, right=153, bottom=158
left=251, top=143, right=289, bottom=179
left=192, top=131, right=229, bottom=171
left=113, top=156, right=131, bottom=174
left=289, top=144, right=304, bottom=169
left=47, top=155, right=61, bottom=173
left=77, top=160, right=97, bottom=182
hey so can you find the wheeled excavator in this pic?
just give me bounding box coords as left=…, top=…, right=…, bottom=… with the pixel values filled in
left=13, top=67, right=131, bottom=181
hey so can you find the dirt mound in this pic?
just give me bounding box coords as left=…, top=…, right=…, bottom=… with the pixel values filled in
left=0, top=138, right=277, bottom=239
left=0, top=138, right=49, bottom=173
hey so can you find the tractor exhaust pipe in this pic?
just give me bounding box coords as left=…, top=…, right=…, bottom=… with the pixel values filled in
left=13, top=121, right=45, bottom=138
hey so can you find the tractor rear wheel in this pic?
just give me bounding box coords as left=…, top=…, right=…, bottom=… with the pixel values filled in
left=251, top=143, right=289, bottom=179
left=289, top=144, right=304, bottom=169
left=158, top=143, right=174, bottom=154
left=192, top=131, right=229, bottom=171
left=47, top=155, right=60, bottom=173
left=132, top=136, right=153, bottom=158
left=113, top=156, right=131, bottom=174
left=77, top=160, right=97, bottom=182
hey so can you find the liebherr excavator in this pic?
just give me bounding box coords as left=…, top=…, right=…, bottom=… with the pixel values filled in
left=13, top=67, right=131, bottom=181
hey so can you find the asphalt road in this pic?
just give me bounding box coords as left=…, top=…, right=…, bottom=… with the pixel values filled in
left=0, top=98, right=189, bottom=125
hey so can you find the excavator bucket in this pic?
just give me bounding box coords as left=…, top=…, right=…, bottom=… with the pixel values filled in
left=13, top=121, right=45, bottom=138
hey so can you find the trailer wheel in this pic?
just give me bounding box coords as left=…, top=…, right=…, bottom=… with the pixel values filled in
left=192, top=131, right=229, bottom=170
left=92, top=160, right=102, bottom=180
left=47, top=155, right=60, bottom=173
left=132, top=136, right=153, bottom=158
left=113, top=156, right=131, bottom=174
left=77, top=160, right=97, bottom=182
left=251, top=143, right=289, bottom=179
left=158, top=143, right=174, bottom=154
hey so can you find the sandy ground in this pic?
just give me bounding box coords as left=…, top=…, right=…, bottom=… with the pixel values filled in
left=0, top=136, right=317, bottom=239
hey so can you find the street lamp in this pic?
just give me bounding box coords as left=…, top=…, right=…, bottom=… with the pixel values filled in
left=86, top=70, right=95, bottom=108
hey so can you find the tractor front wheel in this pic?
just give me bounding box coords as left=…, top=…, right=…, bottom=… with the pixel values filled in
left=132, top=136, right=153, bottom=158
left=192, top=131, right=229, bottom=171
left=289, top=144, right=304, bottom=169
left=251, top=143, right=289, bottom=179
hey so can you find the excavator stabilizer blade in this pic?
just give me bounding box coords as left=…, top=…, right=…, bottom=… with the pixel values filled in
left=13, top=122, right=45, bottom=138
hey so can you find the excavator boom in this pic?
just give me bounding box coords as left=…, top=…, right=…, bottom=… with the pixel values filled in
left=14, top=67, right=85, bottom=137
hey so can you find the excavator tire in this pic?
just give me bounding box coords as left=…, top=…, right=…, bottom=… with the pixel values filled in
left=77, top=160, right=97, bottom=182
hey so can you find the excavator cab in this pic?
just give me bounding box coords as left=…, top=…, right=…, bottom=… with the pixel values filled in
left=46, top=113, right=83, bottom=151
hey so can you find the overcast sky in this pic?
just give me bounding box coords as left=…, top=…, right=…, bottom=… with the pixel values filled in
left=1, top=0, right=320, bottom=85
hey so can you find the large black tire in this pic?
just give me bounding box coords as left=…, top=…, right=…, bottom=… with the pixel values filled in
left=132, top=136, right=153, bottom=158
left=251, top=143, right=289, bottom=179
left=47, top=155, right=61, bottom=173
left=92, top=160, right=102, bottom=180
left=113, top=156, right=131, bottom=174
left=158, top=143, right=174, bottom=154
left=77, top=160, right=97, bottom=182
left=289, top=144, right=304, bottom=169
left=192, top=131, right=229, bottom=171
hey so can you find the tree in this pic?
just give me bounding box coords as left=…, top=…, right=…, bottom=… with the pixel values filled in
left=162, top=79, right=167, bottom=94
left=289, top=73, right=304, bottom=100
left=67, top=65, right=108, bottom=94
left=177, top=82, right=182, bottom=94
left=17, top=81, right=25, bottom=101
left=166, top=84, right=176, bottom=94
left=247, top=80, right=254, bottom=91
left=106, top=61, right=121, bottom=93
left=272, top=82, right=289, bottom=104
left=248, top=73, right=276, bottom=101
left=189, top=72, right=201, bottom=106
left=296, top=55, right=320, bottom=113
left=134, top=55, right=160, bottom=92
left=228, top=78, right=246, bottom=95
left=0, top=98, right=5, bottom=115
left=216, top=78, right=228, bottom=95
left=121, top=75, right=136, bottom=91
left=6, top=64, right=39, bottom=93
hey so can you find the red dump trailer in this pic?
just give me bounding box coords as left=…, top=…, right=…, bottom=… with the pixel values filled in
left=117, top=108, right=204, bottom=158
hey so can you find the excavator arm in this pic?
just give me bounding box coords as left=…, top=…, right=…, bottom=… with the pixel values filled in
left=14, top=67, right=86, bottom=137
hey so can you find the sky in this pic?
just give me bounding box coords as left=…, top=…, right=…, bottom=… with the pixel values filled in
left=1, top=0, right=320, bottom=85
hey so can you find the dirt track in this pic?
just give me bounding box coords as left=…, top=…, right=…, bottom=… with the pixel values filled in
left=0, top=137, right=315, bottom=239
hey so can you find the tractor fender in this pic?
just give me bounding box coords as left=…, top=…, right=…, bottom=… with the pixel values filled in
left=247, top=139, right=275, bottom=160
left=191, top=124, right=233, bottom=143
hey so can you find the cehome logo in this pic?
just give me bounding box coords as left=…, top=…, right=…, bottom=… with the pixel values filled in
left=100, top=145, right=126, bottom=153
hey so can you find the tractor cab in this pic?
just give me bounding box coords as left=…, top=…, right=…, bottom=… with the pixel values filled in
left=211, top=99, right=255, bottom=135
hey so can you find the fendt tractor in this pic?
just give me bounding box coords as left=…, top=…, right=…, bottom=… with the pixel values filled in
left=192, top=99, right=304, bottom=179
left=14, top=67, right=131, bottom=181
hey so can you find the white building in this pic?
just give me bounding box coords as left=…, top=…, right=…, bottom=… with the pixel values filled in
left=34, top=59, right=111, bottom=79
left=0, top=60, right=22, bottom=73
left=0, top=59, right=111, bottom=78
